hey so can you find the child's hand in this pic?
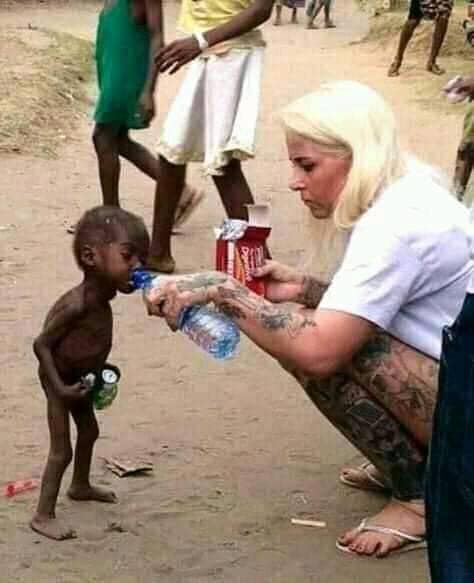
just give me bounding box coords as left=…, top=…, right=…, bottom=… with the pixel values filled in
left=155, top=37, right=201, bottom=74
left=138, top=91, right=156, bottom=127
left=59, top=381, right=92, bottom=402
left=251, top=260, right=304, bottom=303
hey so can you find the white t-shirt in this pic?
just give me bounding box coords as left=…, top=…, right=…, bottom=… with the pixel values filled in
left=468, top=204, right=474, bottom=293
left=319, top=165, right=474, bottom=359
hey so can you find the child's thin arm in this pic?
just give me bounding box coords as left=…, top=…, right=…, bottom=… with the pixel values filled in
left=139, top=0, right=164, bottom=124
left=155, top=0, right=274, bottom=74
left=33, top=300, right=90, bottom=400
left=200, top=0, right=274, bottom=48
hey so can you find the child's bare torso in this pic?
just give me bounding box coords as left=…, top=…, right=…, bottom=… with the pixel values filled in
left=42, top=288, right=113, bottom=384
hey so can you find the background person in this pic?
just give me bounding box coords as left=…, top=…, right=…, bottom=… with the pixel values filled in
left=388, top=0, right=453, bottom=76
left=147, top=0, right=274, bottom=273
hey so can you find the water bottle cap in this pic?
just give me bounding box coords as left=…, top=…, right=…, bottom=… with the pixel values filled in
left=130, top=268, right=154, bottom=291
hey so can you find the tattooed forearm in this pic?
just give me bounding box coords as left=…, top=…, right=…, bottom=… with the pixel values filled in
left=176, top=272, right=228, bottom=293
left=296, top=276, right=328, bottom=309
left=215, top=283, right=316, bottom=339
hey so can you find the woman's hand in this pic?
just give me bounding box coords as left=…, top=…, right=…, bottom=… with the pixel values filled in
left=252, top=260, right=304, bottom=303
left=145, top=273, right=227, bottom=329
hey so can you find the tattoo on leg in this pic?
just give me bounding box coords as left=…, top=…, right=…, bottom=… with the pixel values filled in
left=349, top=332, right=438, bottom=430
left=297, top=371, right=426, bottom=499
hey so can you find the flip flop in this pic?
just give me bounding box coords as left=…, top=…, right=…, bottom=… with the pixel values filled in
left=339, top=462, right=391, bottom=494
left=336, top=518, right=427, bottom=556
left=173, top=187, right=205, bottom=230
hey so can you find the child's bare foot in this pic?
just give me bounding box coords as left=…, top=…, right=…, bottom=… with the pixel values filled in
left=30, top=514, right=77, bottom=540
left=388, top=61, right=401, bottom=77
left=67, top=484, right=117, bottom=503
left=306, top=21, right=318, bottom=29
left=146, top=255, right=176, bottom=274
left=426, top=62, right=445, bottom=75
left=273, top=18, right=281, bottom=25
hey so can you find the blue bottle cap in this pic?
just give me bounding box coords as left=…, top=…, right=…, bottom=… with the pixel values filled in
left=130, top=268, right=154, bottom=291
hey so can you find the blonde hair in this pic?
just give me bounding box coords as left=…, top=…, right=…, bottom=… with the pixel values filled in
left=280, top=81, right=406, bottom=281
left=280, top=80, right=406, bottom=230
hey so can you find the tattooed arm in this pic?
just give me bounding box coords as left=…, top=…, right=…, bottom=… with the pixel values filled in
left=251, top=260, right=328, bottom=308
left=147, top=271, right=375, bottom=378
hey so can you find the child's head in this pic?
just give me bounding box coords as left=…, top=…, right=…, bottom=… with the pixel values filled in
left=73, top=206, right=150, bottom=290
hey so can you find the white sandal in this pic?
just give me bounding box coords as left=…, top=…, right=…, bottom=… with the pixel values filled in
left=339, top=462, right=390, bottom=493
left=336, top=518, right=426, bottom=556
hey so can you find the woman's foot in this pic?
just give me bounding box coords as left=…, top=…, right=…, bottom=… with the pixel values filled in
left=146, top=255, right=176, bottom=274
left=388, top=60, right=401, bottom=77
left=324, top=19, right=336, bottom=28
left=337, top=500, right=425, bottom=558
left=306, top=21, right=318, bottom=29
left=340, top=462, right=391, bottom=493
left=427, top=61, right=445, bottom=75
left=30, top=514, right=77, bottom=540
left=67, top=484, right=117, bottom=503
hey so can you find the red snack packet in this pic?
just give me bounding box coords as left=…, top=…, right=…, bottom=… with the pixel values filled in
left=215, top=205, right=271, bottom=296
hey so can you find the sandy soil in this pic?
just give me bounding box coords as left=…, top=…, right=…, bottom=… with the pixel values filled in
left=0, top=1, right=467, bottom=581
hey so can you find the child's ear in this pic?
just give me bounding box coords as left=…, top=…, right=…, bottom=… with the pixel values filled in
left=80, top=245, right=97, bottom=267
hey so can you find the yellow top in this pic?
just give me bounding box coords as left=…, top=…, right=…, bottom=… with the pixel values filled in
left=178, top=0, right=265, bottom=54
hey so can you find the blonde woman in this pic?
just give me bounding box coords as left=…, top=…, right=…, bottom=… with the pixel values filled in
left=146, top=81, right=473, bottom=558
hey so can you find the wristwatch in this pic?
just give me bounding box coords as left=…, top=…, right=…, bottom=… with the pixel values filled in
left=193, top=31, right=209, bottom=51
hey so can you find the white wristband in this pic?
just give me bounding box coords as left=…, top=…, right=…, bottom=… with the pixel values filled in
left=193, top=32, right=209, bottom=51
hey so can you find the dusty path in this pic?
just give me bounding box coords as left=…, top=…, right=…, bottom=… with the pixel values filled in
left=0, top=1, right=463, bottom=581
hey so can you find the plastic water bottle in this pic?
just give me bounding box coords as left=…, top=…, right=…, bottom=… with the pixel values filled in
left=131, top=269, right=240, bottom=360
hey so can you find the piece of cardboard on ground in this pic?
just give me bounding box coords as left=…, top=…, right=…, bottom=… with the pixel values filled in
left=103, top=457, right=154, bottom=478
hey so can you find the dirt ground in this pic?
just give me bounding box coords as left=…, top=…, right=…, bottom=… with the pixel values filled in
left=0, top=1, right=470, bottom=581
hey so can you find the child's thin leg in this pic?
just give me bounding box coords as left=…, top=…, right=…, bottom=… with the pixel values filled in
left=148, top=156, right=187, bottom=273
left=118, top=130, right=159, bottom=180
left=324, top=0, right=336, bottom=27
left=118, top=131, right=203, bottom=229
left=291, top=7, right=298, bottom=23
left=31, top=395, right=75, bottom=540
left=92, top=123, right=121, bottom=206
left=307, top=1, right=324, bottom=27
left=212, top=159, right=255, bottom=220
left=67, top=399, right=116, bottom=503
left=273, top=3, right=282, bottom=25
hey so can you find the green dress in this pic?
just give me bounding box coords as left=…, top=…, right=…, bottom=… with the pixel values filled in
left=94, top=0, right=150, bottom=129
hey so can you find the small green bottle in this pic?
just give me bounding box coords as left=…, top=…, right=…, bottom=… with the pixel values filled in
left=83, top=364, right=121, bottom=410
